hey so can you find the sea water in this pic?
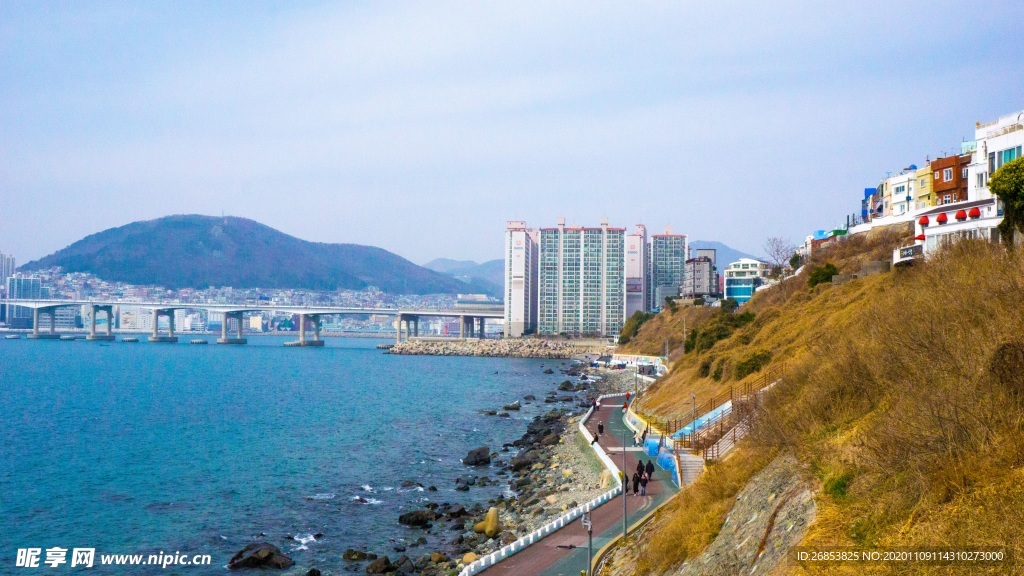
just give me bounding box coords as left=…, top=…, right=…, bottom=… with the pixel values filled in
left=0, top=336, right=560, bottom=573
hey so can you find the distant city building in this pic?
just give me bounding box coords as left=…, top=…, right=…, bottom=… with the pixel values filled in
left=624, top=224, right=648, bottom=318
left=682, top=256, right=716, bottom=298
left=650, top=227, right=688, bottom=306
left=538, top=218, right=625, bottom=337
left=0, top=252, right=15, bottom=297
left=6, top=276, right=41, bottom=329
left=694, top=248, right=719, bottom=296
left=723, top=259, right=771, bottom=305
left=914, top=164, right=934, bottom=210
left=503, top=221, right=539, bottom=338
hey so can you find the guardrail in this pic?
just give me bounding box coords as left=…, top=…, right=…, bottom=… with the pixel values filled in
left=457, top=392, right=628, bottom=576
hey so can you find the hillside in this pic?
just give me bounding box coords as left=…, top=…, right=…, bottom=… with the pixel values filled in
left=604, top=226, right=1024, bottom=575
left=21, top=215, right=473, bottom=294
left=423, top=257, right=504, bottom=296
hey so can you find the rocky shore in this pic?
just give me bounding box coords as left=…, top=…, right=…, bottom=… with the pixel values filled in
left=389, top=338, right=605, bottom=359
left=295, top=363, right=635, bottom=576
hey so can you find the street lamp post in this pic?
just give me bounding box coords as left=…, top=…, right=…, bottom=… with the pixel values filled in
left=622, top=427, right=628, bottom=540
left=582, top=511, right=593, bottom=576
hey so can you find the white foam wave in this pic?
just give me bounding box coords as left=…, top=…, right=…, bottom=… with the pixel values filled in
left=309, top=492, right=336, bottom=500
left=361, top=484, right=374, bottom=492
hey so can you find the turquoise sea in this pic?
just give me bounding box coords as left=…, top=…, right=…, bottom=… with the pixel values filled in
left=0, top=336, right=556, bottom=574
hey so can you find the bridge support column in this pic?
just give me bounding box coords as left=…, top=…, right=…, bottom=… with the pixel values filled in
left=413, top=317, right=419, bottom=337
left=27, top=307, right=61, bottom=339
left=478, top=317, right=485, bottom=339
left=217, top=312, right=247, bottom=344
left=87, top=305, right=115, bottom=341
left=148, top=309, right=179, bottom=343
left=459, top=316, right=465, bottom=339
left=286, top=313, right=324, bottom=347
left=396, top=315, right=403, bottom=343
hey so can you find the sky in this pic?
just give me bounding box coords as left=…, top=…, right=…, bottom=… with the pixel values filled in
left=2, top=1, right=1022, bottom=265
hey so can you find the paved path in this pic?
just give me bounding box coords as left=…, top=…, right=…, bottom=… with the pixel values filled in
left=482, top=401, right=679, bottom=576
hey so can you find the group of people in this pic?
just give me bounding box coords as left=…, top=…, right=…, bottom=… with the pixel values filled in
left=632, top=460, right=655, bottom=496
left=590, top=419, right=605, bottom=445
left=631, top=426, right=649, bottom=447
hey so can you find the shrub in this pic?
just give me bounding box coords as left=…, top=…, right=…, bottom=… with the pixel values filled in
left=734, top=349, right=772, bottom=379
left=808, top=263, right=839, bottom=288
left=619, top=311, right=655, bottom=344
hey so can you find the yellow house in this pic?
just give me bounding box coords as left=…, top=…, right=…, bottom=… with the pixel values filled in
left=914, top=165, right=934, bottom=209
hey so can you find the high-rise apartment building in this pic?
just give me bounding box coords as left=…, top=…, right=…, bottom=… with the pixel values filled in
left=650, top=227, right=688, bottom=306
left=624, top=224, right=648, bottom=319
left=538, top=218, right=625, bottom=337
left=503, top=221, right=539, bottom=337
left=6, top=276, right=41, bottom=329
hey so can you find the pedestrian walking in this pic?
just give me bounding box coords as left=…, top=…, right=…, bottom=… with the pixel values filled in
left=645, top=460, right=655, bottom=480
left=633, top=432, right=640, bottom=446
left=641, top=427, right=647, bottom=444
left=636, top=461, right=644, bottom=477
left=632, top=472, right=640, bottom=495
left=639, top=473, right=648, bottom=496
left=598, top=421, right=604, bottom=436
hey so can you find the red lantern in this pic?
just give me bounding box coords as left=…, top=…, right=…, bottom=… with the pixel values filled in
left=968, top=207, right=982, bottom=219
left=918, top=216, right=930, bottom=226
left=915, top=234, right=926, bottom=241
left=936, top=213, right=948, bottom=224
left=955, top=209, right=968, bottom=221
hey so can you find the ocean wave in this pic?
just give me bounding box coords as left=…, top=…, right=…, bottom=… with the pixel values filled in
left=307, top=493, right=336, bottom=500
left=351, top=496, right=382, bottom=505
left=361, top=484, right=374, bottom=492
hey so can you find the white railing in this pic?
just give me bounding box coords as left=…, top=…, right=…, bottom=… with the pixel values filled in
left=457, top=392, right=627, bottom=576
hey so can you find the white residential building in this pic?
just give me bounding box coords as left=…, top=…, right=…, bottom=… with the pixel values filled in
left=624, top=224, right=648, bottom=319
left=968, top=109, right=1024, bottom=203
left=503, top=221, right=539, bottom=337
left=723, top=259, right=771, bottom=305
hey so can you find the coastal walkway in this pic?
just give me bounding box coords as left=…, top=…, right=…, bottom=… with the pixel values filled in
left=481, top=402, right=679, bottom=576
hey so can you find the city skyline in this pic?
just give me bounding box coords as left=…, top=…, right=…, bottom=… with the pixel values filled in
left=4, top=2, right=1024, bottom=265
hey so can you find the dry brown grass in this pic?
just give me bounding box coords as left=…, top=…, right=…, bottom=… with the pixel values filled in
left=611, top=231, right=1024, bottom=575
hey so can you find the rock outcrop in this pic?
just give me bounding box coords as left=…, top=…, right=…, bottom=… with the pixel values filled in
left=227, top=543, right=294, bottom=570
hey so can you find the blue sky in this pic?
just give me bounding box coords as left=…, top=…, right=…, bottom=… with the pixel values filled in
left=2, top=1, right=1022, bottom=264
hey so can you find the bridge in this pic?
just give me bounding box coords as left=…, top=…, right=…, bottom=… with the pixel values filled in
left=1, top=299, right=504, bottom=346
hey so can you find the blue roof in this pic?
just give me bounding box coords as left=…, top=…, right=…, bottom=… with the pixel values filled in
left=864, top=187, right=876, bottom=199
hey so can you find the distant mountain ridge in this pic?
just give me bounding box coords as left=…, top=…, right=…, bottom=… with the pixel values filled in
left=20, top=215, right=476, bottom=294
left=690, top=240, right=761, bottom=267
left=423, top=258, right=504, bottom=296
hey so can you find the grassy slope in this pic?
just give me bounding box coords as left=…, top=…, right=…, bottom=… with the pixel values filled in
left=612, top=225, right=1024, bottom=575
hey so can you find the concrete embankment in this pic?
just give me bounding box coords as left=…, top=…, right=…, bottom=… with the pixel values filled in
left=390, top=338, right=606, bottom=359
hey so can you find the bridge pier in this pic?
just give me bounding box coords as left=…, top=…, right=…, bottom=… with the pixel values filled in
left=286, top=313, right=324, bottom=347
left=478, top=317, right=485, bottom=339
left=217, top=311, right=247, bottom=344
left=148, top=309, right=179, bottom=343
left=27, top=307, right=61, bottom=339
left=87, top=305, right=115, bottom=341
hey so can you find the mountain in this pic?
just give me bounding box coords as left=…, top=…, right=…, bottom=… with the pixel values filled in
left=690, top=240, right=762, bottom=267
left=423, top=258, right=505, bottom=296
left=21, top=215, right=473, bottom=294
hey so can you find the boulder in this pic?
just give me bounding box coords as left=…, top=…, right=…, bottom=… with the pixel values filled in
left=228, top=543, right=294, bottom=570
left=398, top=509, right=436, bottom=527
left=561, top=469, right=574, bottom=478
left=305, top=570, right=322, bottom=576
left=543, top=368, right=554, bottom=374
left=544, top=495, right=558, bottom=504
left=430, top=552, right=449, bottom=563
left=558, top=380, right=575, bottom=391
left=600, top=469, right=614, bottom=489
left=503, top=401, right=521, bottom=411
left=473, top=507, right=502, bottom=538
left=463, top=446, right=491, bottom=466
left=462, top=552, right=479, bottom=564
left=365, top=556, right=394, bottom=574
left=524, top=394, right=536, bottom=401
left=343, top=549, right=368, bottom=561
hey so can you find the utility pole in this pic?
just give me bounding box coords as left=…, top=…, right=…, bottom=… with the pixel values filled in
left=582, top=511, right=593, bottom=576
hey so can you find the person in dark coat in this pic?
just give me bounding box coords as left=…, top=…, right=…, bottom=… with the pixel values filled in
left=639, top=473, right=648, bottom=496
left=632, top=472, right=641, bottom=495
left=636, top=461, right=645, bottom=476
left=645, top=460, right=655, bottom=480
left=598, top=421, right=604, bottom=436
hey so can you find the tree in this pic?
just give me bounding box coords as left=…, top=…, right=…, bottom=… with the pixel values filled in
left=990, top=157, right=1024, bottom=247
left=664, top=296, right=678, bottom=313
left=764, top=237, right=797, bottom=277
left=808, top=263, right=839, bottom=288
left=789, top=252, right=803, bottom=270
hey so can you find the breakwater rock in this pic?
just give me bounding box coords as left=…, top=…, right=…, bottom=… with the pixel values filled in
left=390, top=339, right=603, bottom=359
